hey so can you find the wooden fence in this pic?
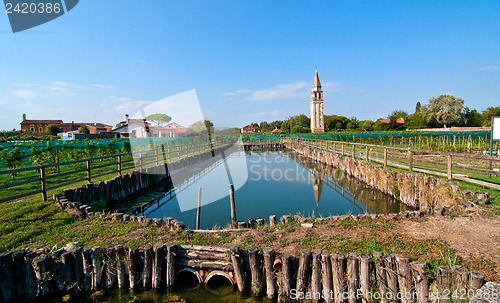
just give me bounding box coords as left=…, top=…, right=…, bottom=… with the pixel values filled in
left=0, top=138, right=232, bottom=203
left=284, top=137, right=500, bottom=189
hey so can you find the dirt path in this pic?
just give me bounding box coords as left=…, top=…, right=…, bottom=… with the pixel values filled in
left=399, top=213, right=500, bottom=282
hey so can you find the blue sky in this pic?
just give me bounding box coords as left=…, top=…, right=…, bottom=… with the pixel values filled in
left=1, top=0, right=499, bottom=131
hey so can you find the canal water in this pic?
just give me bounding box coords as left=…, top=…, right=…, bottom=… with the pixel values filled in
left=126, top=149, right=410, bottom=229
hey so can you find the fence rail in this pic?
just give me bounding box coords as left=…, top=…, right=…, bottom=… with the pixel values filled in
left=0, top=138, right=232, bottom=203
left=284, top=137, right=500, bottom=189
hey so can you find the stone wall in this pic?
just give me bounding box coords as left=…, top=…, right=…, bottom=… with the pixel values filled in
left=287, top=143, right=488, bottom=209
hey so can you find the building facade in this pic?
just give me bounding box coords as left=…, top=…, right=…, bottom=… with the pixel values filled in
left=20, top=114, right=63, bottom=135
left=310, top=70, right=325, bottom=133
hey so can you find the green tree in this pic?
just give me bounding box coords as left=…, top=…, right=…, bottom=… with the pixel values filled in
left=259, top=121, right=270, bottom=132
left=462, top=107, right=484, bottom=127
left=415, top=101, right=422, bottom=113
left=481, top=106, right=500, bottom=126
left=79, top=125, right=90, bottom=134
left=405, top=113, right=426, bottom=129
left=421, top=94, right=465, bottom=128
left=292, top=125, right=311, bottom=133
left=46, top=124, right=62, bottom=136
left=359, top=120, right=375, bottom=131
left=145, top=113, right=172, bottom=126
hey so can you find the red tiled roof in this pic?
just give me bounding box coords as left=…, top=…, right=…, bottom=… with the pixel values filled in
left=21, top=119, right=63, bottom=124
left=378, top=118, right=405, bottom=124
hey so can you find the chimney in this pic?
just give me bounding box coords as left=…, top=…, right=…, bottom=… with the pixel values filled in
left=22, top=113, right=26, bottom=121
left=125, top=114, right=129, bottom=124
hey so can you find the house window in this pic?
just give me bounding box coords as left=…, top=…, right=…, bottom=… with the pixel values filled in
left=39, top=127, right=43, bottom=133
left=30, top=124, right=34, bottom=126
left=30, top=127, right=34, bottom=132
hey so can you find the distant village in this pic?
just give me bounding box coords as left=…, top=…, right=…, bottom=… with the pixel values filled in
left=19, top=113, right=188, bottom=140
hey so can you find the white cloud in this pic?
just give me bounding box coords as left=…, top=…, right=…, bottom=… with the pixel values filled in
left=95, top=84, right=113, bottom=89
left=254, top=109, right=281, bottom=116
left=112, top=96, right=154, bottom=112
left=479, top=66, right=500, bottom=71
left=10, top=89, right=40, bottom=98
left=224, top=81, right=342, bottom=101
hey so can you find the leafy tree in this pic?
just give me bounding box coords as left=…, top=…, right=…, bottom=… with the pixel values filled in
left=325, top=115, right=350, bottom=130
left=259, top=121, right=270, bottom=132
left=415, top=102, right=422, bottom=113
left=405, top=113, right=426, bottom=129
left=349, top=116, right=359, bottom=128
left=373, top=121, right=390, bottom=131
left=388, top=110, right=408, bottom=121
left=292, top=125, right=311, bottom=133
left=79, top=125, right=90, bottom=134
left=421, top=94, right=465, bottom=128
left=462, top=107, right=484, bottom=127
left=46, top=124, right=62, bottom=136
left=482, top=106, right=500, bottom=126
left=346, top=122, right=357, bottom=130
left=145, top=113, right=172, bottom=126
left=359, top=120, right=375, bottom=131
left=269, top=120, right=282, bottom=130
left=251, top=123, right=260, bottom=132
left=189, top=120, right=214, bottom=135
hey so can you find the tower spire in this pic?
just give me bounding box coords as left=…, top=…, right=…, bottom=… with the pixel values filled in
left=310, top=70, right=325, bottom=133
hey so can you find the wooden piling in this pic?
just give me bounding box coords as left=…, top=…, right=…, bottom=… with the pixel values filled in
left=166, top=244, right=176, bottom=287
left=311, top=249, right=323, bottom=303
left=115, top=245, right=128, bottom=289
left=269, top=215, right=277, bottom=227
left=128, top=246, right=141, bottom=288
left=347, top=253, right=359, bottom=303
left=385, top=254, right=399, bottom=301
left=91, top=247, right=103, bottom=290
left=296, top=249, right=311, bottom=295
left=396, top=255, right=414, bottom=303
left=410, top=261, right=429, bottom=303
left=436, top=266, right=452, bottom=303
left=196, top=186, right=202, bottom=230
left=82, top=248, right=93, bottom=291
left=152, top=243, right=165, bottom=288
left=61, top=251, right=75, bottom=290
left=0, top=252, right=15, bottom=302
left=229, top=184, right=237, bottom=228
left=263, top=247, right=277, bottom=300
left=143, top=244, right=153, bottom=288
left=322, top=251, right=334, bottom=303
left=32, top=254, right=53, bottom=297
left=248, top=248, right=264, bottom=297
left=452, top=265, right=469, bottom=294
left=373, top=252, right=388, bottom=303
left=230, top=246, right=247, bottom=293
left=469, top=271, right=485, bottom=291
left=331, top=252, right=347, bottom=303
left=23, top=251, right=38, bottom=298
left=105, top=245, right=117, bottom=289
left=359, top=254, right=371, bottom=303
left=278, top=253, right=293, bottom=303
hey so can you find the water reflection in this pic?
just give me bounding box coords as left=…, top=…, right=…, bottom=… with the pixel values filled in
left=133, top=150, right=410, bottom=229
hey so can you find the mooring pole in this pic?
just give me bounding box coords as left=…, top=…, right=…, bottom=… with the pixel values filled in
left=196, top=186, right=202, bottom=230
left=229, top=184, right=237, bottom=228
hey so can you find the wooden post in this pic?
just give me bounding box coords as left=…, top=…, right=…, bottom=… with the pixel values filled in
left=447, top=155, right=452, bottom=180
left=91, top=247, right=103, bottom=290
left=396, top=255, right=414, bottom=303
left=248, top=248, right=264, bottom=297
left=278, top=253, right=293, bottom=303
left=359, top=254, right=371, bottom=303
left=86, top=160, right=92, bottom=182
left=342, top=143, right=345, bottom=156
left=166, top=243, right=175, bottom=287
left=373, top=252, right=388, bottom=303
left=105, top=245, right=117, bottom=289
left=408, top=151, right=413, bottom=172
left=331, top=252, right=347, bottom=303
left=229, top=184, right=237, bottom=228
left=410, top=261, right=429, bottom=303
left=230, top=246, right=246, bottom=293
left=115, top=245, right=128, bottom=289
left=117, top=154, right=122, bottom=175
left=128, top=245, right=141, bottom=288
left=436, top=266, right=452, bottom=303
left=365, top=146, right=369, bottom=162
left=82, top=248, right=93, bottom=291
left=311, top=249, right=322, bottom=303
left=263, top=248, right=277, bottom=300
left=32, top=254, right=53, bottom=297
left=296, top=249, right=312, bottom=295
left=269, top=215, right=277, bottom=227
left=322, top=251, right=334, bottom=303
left=56, top=145, right=60, bottom=173
left=469, top=271, right=485, bottom=291
left=40, top=166, right=47, bottom=201
left=384, top=148, right=388, bottom=169
left=0, top=252, right=14, bottom=302
left=155, top=148, right=159, bottom=166
left=196, top=186, right=202, bottom=230
left=385, top=254, right=399, bottom=301
left=352, top=144, right=356, bottom=159
left=347, top=254, right=359, bottom=303
left=143, top=244, right=153, bottom=288
left=451, top=265, right=469, bottom=295
left=151, top=244, right=165, bottom=288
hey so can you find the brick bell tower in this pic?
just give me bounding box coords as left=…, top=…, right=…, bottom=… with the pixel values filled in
left=310, top=70, right=325, bottom=133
